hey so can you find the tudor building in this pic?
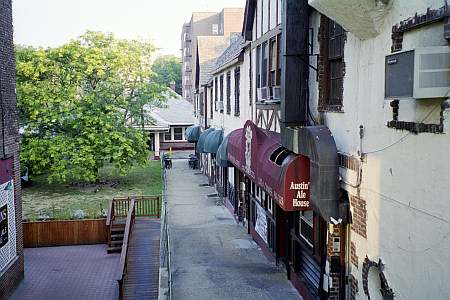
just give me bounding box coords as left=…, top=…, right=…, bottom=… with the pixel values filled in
left=186, top=0, right=450, bottom=299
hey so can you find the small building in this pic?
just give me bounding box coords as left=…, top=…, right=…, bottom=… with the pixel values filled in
left=145, top=95, right=196, bottom=159
left=0, top=0, right=24, bottom=298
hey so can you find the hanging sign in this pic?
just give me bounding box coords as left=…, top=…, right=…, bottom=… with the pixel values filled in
left=0, top=204, right=7, bottom=248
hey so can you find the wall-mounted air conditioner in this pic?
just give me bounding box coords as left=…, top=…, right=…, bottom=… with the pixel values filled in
left=257, top=87, right=269, bottom=102
left=385, top=46, right=450, bottom=99
left=271, top=86, right=281, bottom=100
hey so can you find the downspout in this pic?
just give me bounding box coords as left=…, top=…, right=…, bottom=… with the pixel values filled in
left=0, top=72, right=7, bottom=158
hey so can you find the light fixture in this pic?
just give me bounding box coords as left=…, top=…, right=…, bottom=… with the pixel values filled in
left=4, top=181, right=12, bottom=191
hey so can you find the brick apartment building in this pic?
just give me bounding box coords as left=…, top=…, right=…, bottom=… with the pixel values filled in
left=0, top=0, right=24, bottom=298
left=181, top=8, right=244, bottom=103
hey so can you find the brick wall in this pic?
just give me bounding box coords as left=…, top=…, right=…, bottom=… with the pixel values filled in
left=0, top=0, right=24, bottom=299
left=349, top=274, right=359, bottom=300
left=350, top=241, right=358, bottom=268
left=350, top=195, right=367, bottom=238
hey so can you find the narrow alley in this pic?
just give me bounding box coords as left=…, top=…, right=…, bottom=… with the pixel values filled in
left=166, top=156, right=301, bottom=300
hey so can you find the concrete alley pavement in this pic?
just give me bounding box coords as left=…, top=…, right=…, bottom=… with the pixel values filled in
left=166, top=158, right=301, bottom=300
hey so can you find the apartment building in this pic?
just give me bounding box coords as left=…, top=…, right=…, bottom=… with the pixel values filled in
left=0, top=0, right=24, bottom=298
left=188, top=0, right=450, bottom=299
left=181, top=8, right=244, bottom=103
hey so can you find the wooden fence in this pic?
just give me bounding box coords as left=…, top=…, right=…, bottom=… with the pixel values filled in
left=23, top=219, right=107, bottom=248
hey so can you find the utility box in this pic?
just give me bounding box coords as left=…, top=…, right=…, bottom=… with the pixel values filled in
left=385, top=46, right=450, bottom=100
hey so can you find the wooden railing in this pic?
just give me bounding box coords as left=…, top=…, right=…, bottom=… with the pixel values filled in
left=108, top=196, right=162, bottom=219
left=117, top=199, right=136, bottom=300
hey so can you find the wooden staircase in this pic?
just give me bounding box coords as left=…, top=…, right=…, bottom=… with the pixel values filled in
left=106, top=196, right=162, bottom=254
left=107, top=222, right=125, bottom=253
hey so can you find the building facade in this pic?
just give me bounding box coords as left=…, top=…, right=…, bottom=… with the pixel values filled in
left=188, top=0, right=450, bottom=299
left=181, top=9, right=244, bottom=104
left=0, top=0, right=24, bottom=298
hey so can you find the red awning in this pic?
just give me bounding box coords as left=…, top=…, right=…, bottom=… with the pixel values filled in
left=227, top=120, right=310, bottom=212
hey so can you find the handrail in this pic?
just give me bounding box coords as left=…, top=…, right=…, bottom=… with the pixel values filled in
left=117, top=199, right=136, bottom=300
left=112, top=195, right=161, bottom=217
left=106, top=199, right=114, bottom=227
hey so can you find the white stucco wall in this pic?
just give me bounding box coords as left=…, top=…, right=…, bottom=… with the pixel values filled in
left=309, top=1, right=450, bottom=299
left=209, top=59, right=252, bottom=136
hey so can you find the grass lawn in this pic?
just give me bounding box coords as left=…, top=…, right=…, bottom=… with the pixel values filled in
left=22, top=160, right=163, bottom=221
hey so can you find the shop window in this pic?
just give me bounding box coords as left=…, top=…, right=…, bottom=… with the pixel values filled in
left=251, top=181, right=256, bottom=197
left=299, top=211, right=314, bottom=247
left=256, top=186, right=261, bottom=201
left=268, top=197, right=273, bottom=214
left=173, top=128, right=183, bottom=141
left=164, top=130, right=172, bottom=141
left=270, top=147, right=291, bottom=165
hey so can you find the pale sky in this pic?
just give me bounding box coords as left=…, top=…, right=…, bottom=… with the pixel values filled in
left=12, top=0, right=246, bottom=57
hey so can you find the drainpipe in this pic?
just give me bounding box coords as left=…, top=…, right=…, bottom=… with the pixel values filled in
left=0, top=72, right=6, bottom=158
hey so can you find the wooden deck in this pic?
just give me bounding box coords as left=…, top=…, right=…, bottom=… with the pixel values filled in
left=122, top=218, right=161, bottom=300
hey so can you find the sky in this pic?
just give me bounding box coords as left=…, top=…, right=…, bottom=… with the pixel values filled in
left=12, top=0, right=246, bottom=57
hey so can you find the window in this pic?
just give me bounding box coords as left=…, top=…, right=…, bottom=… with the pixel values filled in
left=268, top=34, right=282, bottom=87
left=299, top=211, right=314, bottom=247
left=219, top=75, right=224, bottom=113
left=319, top=17, right=345, bottom=111
left=210, top=87, right=213, bottom=118
left=214, top=77, right=218, bottom=111
left=267, top=197, right=273, bottom=214
left=261, top=42, right=268, bottom=87
left=212, top=24, right=219, bottom=35
left=256, top=46, right=261, bottom=88
left=164, top=130, right=172, bottom=141
left=234, top=68, right=240, bottom=116
left=269, top=147, right=291, bottom=165
left=199, top=92, right=204, bottom=116
left=226, top=71, right=231, bottom=114
left=174, top=128, right=183, bottom=140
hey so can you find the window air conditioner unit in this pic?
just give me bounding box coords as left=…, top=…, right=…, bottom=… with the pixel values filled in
left=217, top=101, right=224, bottom=111
left=257, top=87, right=269, bottom=102
left=385, top=46, right=450, bottom=99
left=271, top=86, right=281, bottom=100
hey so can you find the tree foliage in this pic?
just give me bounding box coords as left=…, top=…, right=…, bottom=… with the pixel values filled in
left=17, top=31, right=169, bottom=183
left=151, top=55, right=182, bottom=95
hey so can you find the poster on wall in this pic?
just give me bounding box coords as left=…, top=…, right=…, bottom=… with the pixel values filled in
left=0, top=175, right=16, bottom=272
left=255, top=202, right=268, bottom=244
left=0, top=204, right=7, bottom=248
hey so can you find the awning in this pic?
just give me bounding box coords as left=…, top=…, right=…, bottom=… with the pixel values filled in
left=196, top=128, right=215, bottom=153
left=216, top=134, right=231, bottom=167
left=227, top=120, right=311, bottom=212
left=204, top=129, right=223, bottom=154
left=185, top=125, right=202, bottom=143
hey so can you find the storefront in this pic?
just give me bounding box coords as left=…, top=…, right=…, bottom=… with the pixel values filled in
left=224, top=120, right=344, bottom=300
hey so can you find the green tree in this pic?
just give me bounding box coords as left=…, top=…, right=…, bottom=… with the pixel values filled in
left=16, top=31, right=169, bottom=183
left=151, top=55, right=182, bottom=95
